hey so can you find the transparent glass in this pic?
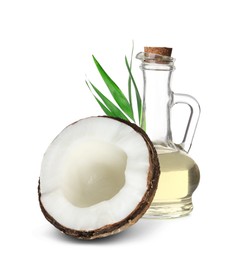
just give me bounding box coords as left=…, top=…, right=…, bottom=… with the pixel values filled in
left=136, top=52, right=201, bottom=218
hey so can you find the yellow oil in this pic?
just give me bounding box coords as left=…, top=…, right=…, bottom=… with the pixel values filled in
left=145, top=146, right=200, bottom=218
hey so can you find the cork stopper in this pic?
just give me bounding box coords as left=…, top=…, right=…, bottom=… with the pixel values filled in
left=144, top=47, right=172, bottom=57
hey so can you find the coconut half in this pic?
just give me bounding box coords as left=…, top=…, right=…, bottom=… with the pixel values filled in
left=38, top=116, right=160, bottom=239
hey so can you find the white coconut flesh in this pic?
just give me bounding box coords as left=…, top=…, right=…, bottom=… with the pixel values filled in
left=40, top=117, right=153, bottom=232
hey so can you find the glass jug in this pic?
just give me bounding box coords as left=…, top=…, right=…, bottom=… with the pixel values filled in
left=136, top=49, right=201, bottom=218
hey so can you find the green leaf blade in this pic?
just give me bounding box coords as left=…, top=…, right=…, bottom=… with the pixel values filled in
left=85, top=81, right=113, bottom=116
left=92, top=55, right=135, bottom=121
left=95, top=97, right=113, bottom=117
left=88, top=81, right=129, bottom=121
left=128, top=41, right=134, bottom=111
left=125, top=56, right=142, bottom=124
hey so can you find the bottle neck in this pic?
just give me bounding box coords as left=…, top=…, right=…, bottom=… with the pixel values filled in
left=140, top=64, right=174, bottom=148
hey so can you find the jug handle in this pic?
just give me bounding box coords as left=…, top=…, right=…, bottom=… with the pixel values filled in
left=171, top=92, right=201, bottom=153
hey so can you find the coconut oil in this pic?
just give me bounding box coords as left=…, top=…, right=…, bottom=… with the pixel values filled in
left=137, top=48, right=201, bottom=218
left=145, top=146, right=200, bottom=218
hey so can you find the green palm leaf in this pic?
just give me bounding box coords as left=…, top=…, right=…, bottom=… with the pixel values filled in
left=125, top=56, right=142, bottom=124
left=92, top=55, right=135, bottom=122
left=128, top=42, right=134, bottom=112
left=85, top=81, right=113, bottom=116
left=86, top=81, right=129, bottom=121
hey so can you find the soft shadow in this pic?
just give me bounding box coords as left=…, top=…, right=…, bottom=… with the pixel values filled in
left=46, top=218, right=164, bottom=244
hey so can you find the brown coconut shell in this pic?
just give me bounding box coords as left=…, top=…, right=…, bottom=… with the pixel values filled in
left=38, top=116, right=160, bottom=240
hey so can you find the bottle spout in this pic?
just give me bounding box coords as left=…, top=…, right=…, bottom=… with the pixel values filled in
left=137, top=47, right=174, bottom=62
left=136, top=51, right=175, bottom=64
left=136, top=51, right=175, bottom=71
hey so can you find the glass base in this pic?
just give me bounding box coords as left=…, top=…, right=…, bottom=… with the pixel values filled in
left=143, top=197, right=193, bottom=219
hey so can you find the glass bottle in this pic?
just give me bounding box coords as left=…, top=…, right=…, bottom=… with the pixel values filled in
left=136, top=49, right=201, bottom=218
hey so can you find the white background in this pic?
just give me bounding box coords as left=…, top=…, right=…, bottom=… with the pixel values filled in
left=0, top=0, right=233, bottom=259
